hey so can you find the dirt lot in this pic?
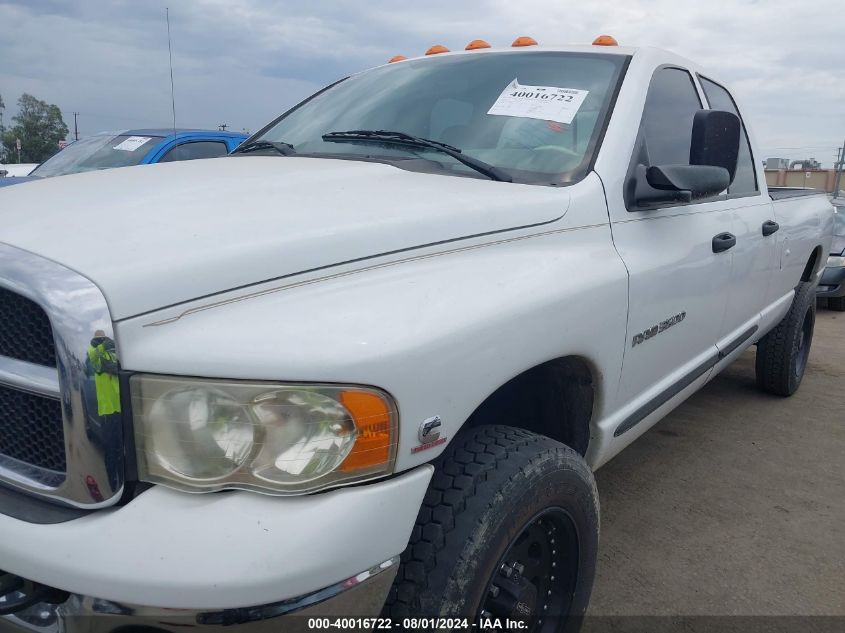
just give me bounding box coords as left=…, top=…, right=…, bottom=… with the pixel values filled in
left=588, top=308, right=844, bottom=617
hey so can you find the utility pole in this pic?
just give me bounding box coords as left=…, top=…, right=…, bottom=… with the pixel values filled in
left=73, top=112, right=79, bottom=141
left=834, top=142, right=844, bottom=199
left=218, top=123, right=228, bottom=131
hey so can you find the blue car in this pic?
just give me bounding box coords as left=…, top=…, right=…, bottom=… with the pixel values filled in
left=0, top=128, right=247, bottom=187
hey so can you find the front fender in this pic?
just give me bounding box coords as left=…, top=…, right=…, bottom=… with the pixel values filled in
left=115, top=181, right=628, bottom=473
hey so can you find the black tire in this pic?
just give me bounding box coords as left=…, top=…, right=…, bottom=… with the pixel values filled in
left=756, top=281, right=816, bottom=396
left=828, top=296, right=845, bottom=312
left=383, top=425, right=599, bottom=632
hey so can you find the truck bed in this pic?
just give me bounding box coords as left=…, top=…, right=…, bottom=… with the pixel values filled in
left=769, top=187, right=829, bottom=200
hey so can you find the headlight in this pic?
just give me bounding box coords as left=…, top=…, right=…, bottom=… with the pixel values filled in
left=131, top=375, right=398, bottom=495
left=827, top=255, right=845, bottom=268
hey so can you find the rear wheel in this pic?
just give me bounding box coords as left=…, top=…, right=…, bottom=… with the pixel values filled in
left=756, top=281, right=816, bottom=396
left=383, top=425, right=599, bottom=632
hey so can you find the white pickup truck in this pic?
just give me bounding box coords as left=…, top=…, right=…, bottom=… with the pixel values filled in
left=0, top=42, right=833, bottom=631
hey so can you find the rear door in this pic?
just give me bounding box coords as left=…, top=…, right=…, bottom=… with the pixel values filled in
left=608, top=67, right=734, bottom=430
left=698, top=76, right=778, bottom=346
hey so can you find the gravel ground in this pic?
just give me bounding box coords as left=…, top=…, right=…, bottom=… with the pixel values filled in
left=589, top=308, right=844, bottom=617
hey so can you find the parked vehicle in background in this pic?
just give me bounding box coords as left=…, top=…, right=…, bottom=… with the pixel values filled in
left=0, top=177, right=35, bottom=188
left=0, top=42, right=834, bottom=631
left=0, top=163, right=38, bottom=177
left=817, top=197, right=845, bottom=310
left=0, top=129, right=246, bottom=187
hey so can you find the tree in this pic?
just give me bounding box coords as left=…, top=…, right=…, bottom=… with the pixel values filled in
left=1, top=94, right=69, bottom=163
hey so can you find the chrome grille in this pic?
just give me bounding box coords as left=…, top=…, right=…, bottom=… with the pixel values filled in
left=0, top=384, right=65, bottom=472
left=0, top=286, right=57, bottom=367
left=0, top=242, right=124, bottom=508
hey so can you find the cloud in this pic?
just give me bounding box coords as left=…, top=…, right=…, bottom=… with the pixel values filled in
left=0, top=0, right=841, bottom=163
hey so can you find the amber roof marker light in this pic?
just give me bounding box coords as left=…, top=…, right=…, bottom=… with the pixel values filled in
left=592, top=35, right=618, bottom=46
left=465, top=39, right=491, bottom=50
left=388, top=55, right=407, bottom=63
left=425, top=44, right=450, bottom=55
left=512, top=36, right=538, bottom=47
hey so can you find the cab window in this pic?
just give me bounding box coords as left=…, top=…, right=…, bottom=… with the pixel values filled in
left=159, top=141, right=229, bottom=163
left=699, top=77, right=758, bottom=196
left=626, top=67, right=704, bottom=209
left=640, top=68, right=702, bottom=167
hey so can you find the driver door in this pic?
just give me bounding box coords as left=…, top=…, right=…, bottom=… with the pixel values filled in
left=608, top=67, right=735, bottom=436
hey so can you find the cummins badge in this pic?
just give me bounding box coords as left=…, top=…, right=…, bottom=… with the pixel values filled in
left=413, top=415, right=446, bottom=453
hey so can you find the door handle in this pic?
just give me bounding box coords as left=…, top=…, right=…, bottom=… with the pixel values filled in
left=762, top=220, right=780, bottom=237
left=712, top=232, right=736, bottom=253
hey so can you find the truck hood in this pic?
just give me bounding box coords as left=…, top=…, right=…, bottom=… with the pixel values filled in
left=0, top=156, right=569, bottom=319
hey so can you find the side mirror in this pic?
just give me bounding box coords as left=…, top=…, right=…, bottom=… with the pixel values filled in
left=633, top=163, right=730, bottom=206
left=648, top=164, right=730, bottom=196
left=690, top=109, right=740, bottom=181
left=632, top=109, right=741, bottom=207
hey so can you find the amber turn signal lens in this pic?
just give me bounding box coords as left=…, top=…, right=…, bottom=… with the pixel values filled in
left=425, top=44, right=450, bottom=55
left=339, top=390, right=394, bottom=471
left=592, top=35, right=618, bottom=46
left=388, top=55, right=407, bottom=63
left=512, top=36, right=538, bottom=47
left=465, top=39, right=491, bottom=50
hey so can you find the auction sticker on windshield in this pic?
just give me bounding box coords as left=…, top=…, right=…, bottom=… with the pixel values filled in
left=487, top=79, right=589, bottom=125
left=113, top=136, right=152, bottom=152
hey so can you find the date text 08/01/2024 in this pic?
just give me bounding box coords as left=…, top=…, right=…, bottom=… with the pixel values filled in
left=307, top=617, right=529, bottom=629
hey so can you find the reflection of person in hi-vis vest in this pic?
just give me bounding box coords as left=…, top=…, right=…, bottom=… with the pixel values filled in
left=87, top=330, right=121, bottom=416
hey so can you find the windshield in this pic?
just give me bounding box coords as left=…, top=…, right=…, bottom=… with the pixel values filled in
left=253, top=51, right=628, bottom=185
left=31, top=134, right=162, bottom=178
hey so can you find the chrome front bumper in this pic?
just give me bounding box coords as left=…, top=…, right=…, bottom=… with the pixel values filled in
left=1, top=557, right=397, bottom=632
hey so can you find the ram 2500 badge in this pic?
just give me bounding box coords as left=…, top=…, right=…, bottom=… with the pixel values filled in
left=0, top=40, right=833, bottom=632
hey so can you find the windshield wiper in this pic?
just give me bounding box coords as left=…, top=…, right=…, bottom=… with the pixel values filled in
left=321, top=130, right=511, bottom=183
left=232, top=139, right=296, bottom=156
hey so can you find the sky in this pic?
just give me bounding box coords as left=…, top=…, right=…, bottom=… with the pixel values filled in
left=0, top=0, right=842, bottom=165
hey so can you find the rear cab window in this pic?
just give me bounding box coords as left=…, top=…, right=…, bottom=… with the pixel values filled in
left=698, top=76, right=759, bottom=197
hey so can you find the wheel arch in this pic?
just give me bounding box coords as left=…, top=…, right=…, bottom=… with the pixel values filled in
left=801, top=245, right=824, bottom=283
left=462, top=356, right=598, bottom=456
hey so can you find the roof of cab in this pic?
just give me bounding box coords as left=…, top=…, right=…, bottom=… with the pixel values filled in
left=378, top=44, right=703, bottom=68
left=376, top=44, right=713, bottom=83
left=126, top=128, right=248, bottom=139
left=383, top=43, right=639, bottom=65
left=93, top=128, right=247, bottom=139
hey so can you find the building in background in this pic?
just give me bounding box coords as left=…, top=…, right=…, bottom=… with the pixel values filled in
left=764, top=156, right=842, bottom=194
left=766, top=157, right=790, bottom=170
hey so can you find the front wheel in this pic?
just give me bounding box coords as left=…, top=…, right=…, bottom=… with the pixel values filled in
left=756, top=281, right=816, bottom=396
left=383, top=425, right=599, bottom=632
